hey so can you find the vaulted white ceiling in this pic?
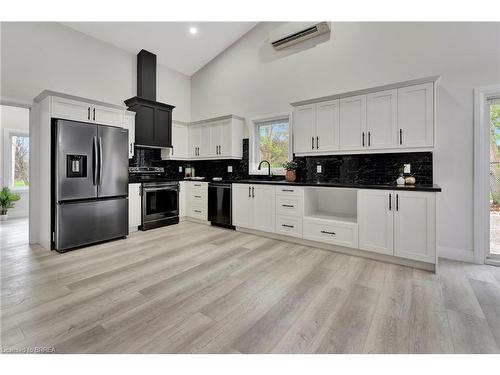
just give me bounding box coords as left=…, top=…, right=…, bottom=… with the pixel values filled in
left=61, top=22, right=257, bottom=76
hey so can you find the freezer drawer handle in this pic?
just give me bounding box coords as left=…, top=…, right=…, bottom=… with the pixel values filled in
left=282, top=224, right=294, bottom=228
left=321, top=230, right=336, bottom=235
left=282, top=204, right=294, bottom=208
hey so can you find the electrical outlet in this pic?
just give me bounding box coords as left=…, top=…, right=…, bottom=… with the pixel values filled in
left=178, top=166, right=183, bottom=172
left=227, top=165, right=233, bottom=173
left=317, top=165, right=322, bottom=174
left=404, top=164, right=411, bottom=174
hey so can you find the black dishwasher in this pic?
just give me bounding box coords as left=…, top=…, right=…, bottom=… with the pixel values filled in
left=208, top=183, right=234, bottom=229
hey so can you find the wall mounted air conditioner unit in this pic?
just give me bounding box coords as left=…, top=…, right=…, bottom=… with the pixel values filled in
left=269, top=22, right=331, bottom=50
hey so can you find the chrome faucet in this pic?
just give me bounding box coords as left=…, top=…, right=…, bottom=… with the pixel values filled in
left=258, top=160, right=272, bottom=177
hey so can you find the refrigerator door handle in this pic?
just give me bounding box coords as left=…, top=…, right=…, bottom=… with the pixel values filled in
left=98, top=136, right=103, bottom=185
left=92, top=136, right=98, bottom=185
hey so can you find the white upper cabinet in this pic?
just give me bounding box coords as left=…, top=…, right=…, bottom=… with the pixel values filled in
left=123, top=111, right=136, bottom=159
left=339, top=95, right=367, bottom=150
left=51, top=96, right=124, bottom=127
left=315, top=100, right=340, bottom=152
left=291, top=77, right=436, bottom=155
left=163, top=123, right=189, bottom=160
left=394, top=191, right=436, bottom=263
left=293, top=104, right=315, bottom=153
left=188, top=116, right=244, bottom=160
left=51, top=97, right=94, bottom=123
left=397, top=82, right=434, bottom=148
left=92, top=104, right=123, bottom=127
left=358, top=189, right=394, bottom=255
left=366, top=89, right=398, bottom=149
left=189, top=125, right=202, bottom=157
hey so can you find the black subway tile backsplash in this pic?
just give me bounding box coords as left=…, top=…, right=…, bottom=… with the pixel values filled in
left=130, top=138, right=432, bottom=185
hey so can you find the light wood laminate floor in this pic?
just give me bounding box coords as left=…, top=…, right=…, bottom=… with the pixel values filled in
left=1, top=218, right=500, bottom=354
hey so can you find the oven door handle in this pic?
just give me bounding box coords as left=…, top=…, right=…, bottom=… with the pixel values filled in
left=142, top=187, right=179, bottom=192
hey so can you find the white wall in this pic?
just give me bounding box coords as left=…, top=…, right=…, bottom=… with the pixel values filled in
left=0, top=22, right=191, bottom=122
left=0, top=105, right=30, bottom=218
left=191, top=22, right=500, bottom=261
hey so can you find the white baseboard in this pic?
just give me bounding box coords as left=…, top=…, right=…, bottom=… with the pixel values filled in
left=438, top=246, right=475, bottom=263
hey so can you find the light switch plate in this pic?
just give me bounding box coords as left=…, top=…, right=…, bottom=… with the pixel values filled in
left=317, top=165, right=322, bottom=173
left=404, top=164, right=411, bottom=174
left=227, top=166, right=233, bottom=173
left=178, top=166, right=183, bottom=172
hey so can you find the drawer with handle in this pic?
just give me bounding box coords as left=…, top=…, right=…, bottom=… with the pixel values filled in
left=275, top=215, right=302, bottom=238
left=276, top=196, right=303, bottom=217
left=189, top=182, right=208, bottom=192
left=189, top=203, right=207, bottom=221
left=190, top=190, right=207, bottom=203
left=275, top=186, right=303, bottom=197
left=303, top=218, right=358, bottom=248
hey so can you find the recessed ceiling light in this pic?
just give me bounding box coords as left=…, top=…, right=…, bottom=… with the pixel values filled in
left=189, top=27, right=198, bottom=35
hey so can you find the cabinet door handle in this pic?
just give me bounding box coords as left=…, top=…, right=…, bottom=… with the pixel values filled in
left=219, top=145, right=221, bottom=154
left=282, top=189, right=294, bottom=192
left=194, top=210, right=202, bottom=213
left=312, top=137, right=315, bottom=149
left=368, top=131, right=371, bottom=147
left=389, top=193, right=392, bottom=211
left=248, top=186, right=251, bottom=198
left=282, top=204, right=294, bottom=208
left=321, top=230, right=336, bottom=235
left=194, top=184, right=201, bottom=187
left=93, top=108, right=95, bottom=121
left=316, top=136, right=319, bottom=149
left=87, top=107, right=91, bottom=120
left=282, top=224, right=294, bottom=228
left=194, top=195, right=202, bottom=198
left=396, top=194, right=399, bottom=211
left=399, top=129, right=403, bottom=145
left=252, top=186, right=255, bottom=198
left=130, top=143, right=133, bottom=153
left=362, top=132, right=365, bottom=147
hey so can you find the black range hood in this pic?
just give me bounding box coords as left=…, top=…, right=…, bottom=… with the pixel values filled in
left=125, top=49, right=175, bottom=148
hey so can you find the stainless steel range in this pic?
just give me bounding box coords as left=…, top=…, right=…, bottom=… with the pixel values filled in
left=129, top=167, right=180, bottom=230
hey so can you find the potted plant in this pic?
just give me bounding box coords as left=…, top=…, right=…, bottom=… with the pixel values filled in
left=282, top=161, right=298, bottom=182
left=0, top=187, right=20, bottom=221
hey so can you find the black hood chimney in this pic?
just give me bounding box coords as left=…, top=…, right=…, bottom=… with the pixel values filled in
left=124, top=49, right=175, bottom=149
left=137, top=49, right=156, bottom=101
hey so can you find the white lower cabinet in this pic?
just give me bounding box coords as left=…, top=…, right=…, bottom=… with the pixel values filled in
left=232, top=184, right=275, bottom=233
left=185, top=182, right=208, bottom=221
left=179, top=181, right=186, bottom=218
left=357, top=189, right=436, bottom=263
left=275, top=215, right=302, bottom=238
left=358, top=189, right=394, bottom=255
left=128, top=183, right=142, bottom=230
left=394, top=191, right=436, bottom=263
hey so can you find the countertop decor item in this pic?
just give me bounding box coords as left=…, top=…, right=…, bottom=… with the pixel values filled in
left=396, top=166, right=405, bottom=185
left=405, top=176, right=416, bottom=185
left=0, top=187, right=20, bottom=221
left=283, top=161, right=298, bottom=182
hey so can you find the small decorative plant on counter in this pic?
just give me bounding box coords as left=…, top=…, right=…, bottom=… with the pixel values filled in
left=282, top=161, right=299, bottom=182
left=0, top=187, right=21, bottom=221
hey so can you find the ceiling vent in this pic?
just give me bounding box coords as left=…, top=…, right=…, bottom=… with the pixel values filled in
left=270, top=22, right=331, bottom=50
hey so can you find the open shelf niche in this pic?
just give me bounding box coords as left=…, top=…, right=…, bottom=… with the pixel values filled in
left=304, top=187, right=358, bottom=223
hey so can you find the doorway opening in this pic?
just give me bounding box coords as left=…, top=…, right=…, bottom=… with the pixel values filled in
left=489, top=99, right=500, bottom=258
left=0, top=104, right=30, bottom=246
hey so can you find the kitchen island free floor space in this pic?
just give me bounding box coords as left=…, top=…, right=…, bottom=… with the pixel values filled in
left=1, top=219, right=500, bottom=354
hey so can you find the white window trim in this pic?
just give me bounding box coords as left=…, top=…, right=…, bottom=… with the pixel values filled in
left=248, top=113, right=292, bottom=176
left=3, top=128, right=29, bottom=192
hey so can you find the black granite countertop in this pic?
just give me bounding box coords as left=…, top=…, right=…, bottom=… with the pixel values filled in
left=226, top=179, right=442, bottom=192
left=129, top=177, right=441, bottom=192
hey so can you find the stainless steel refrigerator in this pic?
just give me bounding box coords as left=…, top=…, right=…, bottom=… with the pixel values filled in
left=53, top=119, right=129, bottom=251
